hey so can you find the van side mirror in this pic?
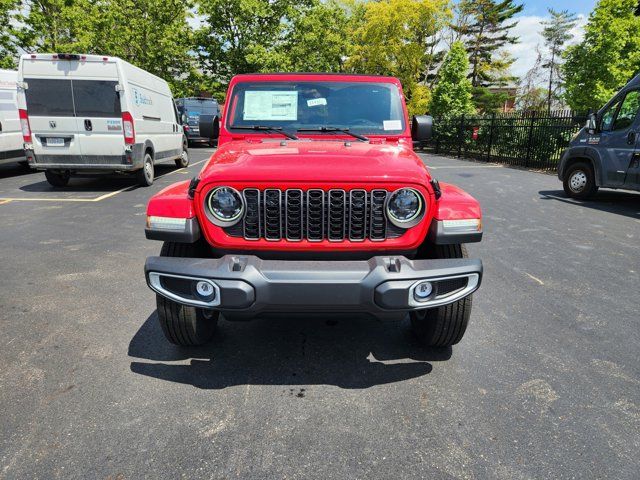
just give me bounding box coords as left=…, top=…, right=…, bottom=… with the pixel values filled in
left=412, top=115, right=434, bottom=144
left=199, top=114, right=220, bottom=141
left=587, top=113, right=598, bottom=133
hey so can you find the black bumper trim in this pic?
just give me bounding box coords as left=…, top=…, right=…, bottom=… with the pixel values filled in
left=144, top=254, right=483, bottom=319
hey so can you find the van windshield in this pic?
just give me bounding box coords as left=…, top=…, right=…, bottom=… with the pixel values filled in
left=25, top=78, right=121, bottom=118
left=226, top=81, right=406, bottom=135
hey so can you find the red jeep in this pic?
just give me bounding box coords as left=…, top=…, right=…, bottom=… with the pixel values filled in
left=144, top=74, right=483, bottom=348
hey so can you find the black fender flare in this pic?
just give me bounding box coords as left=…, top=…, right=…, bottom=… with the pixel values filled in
left=559, top=147, right=603, bottom=186
left=143, top=139, right=155, bottom=160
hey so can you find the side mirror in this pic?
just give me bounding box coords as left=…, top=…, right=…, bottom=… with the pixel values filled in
left=199, top=114, right=220, bottom=141
left=412, top=115, right=434, bottom=143
left=587, top=113, right=598, bottom=133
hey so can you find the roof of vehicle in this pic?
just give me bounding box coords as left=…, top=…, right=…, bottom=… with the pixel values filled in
left=229, top=73, right=403, bottom=86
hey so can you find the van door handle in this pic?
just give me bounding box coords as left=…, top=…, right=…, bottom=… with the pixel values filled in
left=0, top=121, right=2, bottom=132
left=627, top=131, right=636, bottom=145
left=84, top=119, right=92, bottom=131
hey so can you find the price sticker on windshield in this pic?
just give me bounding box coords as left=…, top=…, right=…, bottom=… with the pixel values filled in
left=383, top=120, right=402, bottom=131
left=244, top=91, right=298, bottom=121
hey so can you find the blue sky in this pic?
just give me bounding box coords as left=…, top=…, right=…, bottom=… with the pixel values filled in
left=521, top=0, right=597, bottom=16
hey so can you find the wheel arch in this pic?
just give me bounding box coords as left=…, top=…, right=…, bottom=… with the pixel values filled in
left=560, top=149, right=603, bottom=186
left=143, top=140, right=155, bottom=160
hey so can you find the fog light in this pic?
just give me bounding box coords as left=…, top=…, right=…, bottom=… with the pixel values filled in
left=413, top=281, right=433, bottom=302
left=195, top=280, right=215, bottom=300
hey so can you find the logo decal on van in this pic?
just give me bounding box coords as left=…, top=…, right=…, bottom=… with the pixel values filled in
left=133, top=88, right=153, bottom=106
left=49, top=121, right=56, bottom=129
left=107, top=119, right=122, bottom=131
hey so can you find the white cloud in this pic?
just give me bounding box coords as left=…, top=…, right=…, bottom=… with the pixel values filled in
left=506, top=14, right=588, bottom=81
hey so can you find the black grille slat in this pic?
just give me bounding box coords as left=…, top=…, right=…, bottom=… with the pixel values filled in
left=370, top=190, right=387, bottom=240
left=328, top=190, right=346, bottom=241
left=243, top=189, right=261, bottom=240
left=307, top=189, right=324, bottom=241
left=349, top=190, right=368, bottom=240
left=264, top=189, right=282, bottom=240
left=285, top=190, right=303, bottom=241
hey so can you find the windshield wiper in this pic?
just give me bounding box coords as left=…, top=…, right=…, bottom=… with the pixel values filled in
left=229, top=125, right=298, bottom=140
left=297, top=127, right=369, bottom=142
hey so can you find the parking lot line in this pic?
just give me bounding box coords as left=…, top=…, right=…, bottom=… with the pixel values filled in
left=0, top=158, right=209, bottom=204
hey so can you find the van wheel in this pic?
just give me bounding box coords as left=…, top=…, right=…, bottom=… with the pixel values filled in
left=563, top=162, right=598, bottom=199
left=45, top=170, right=70, bottom=187
left=410, top=244, right=472, bottom=347
left=156, top=241, right=218, bottom=346
left=175, top=144, right=189, bottom=168
left=137, top=153, right=154, bottom=187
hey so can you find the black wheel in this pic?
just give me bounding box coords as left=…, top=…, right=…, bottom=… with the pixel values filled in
left=410, top=244, right=472, bottom=347
left=156, top=242, right=218, bottom=346
left=175, top=142, right=189, bottom=168
left=137, top=152, right=154, bottom=186
left=45, top=169, right=70, bottom=187
left=563, top=161, right=598, bottom=199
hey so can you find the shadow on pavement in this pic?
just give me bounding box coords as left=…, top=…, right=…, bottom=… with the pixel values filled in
left=18, top=165, right=179, bottom=193
left=129, top=312, right=449, bottom=389
left=0, top=162, right=34, bottom=180
left=539, top=189, right=640, bottom=220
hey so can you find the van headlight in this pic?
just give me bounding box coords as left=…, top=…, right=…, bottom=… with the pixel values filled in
left=386, top=188, right=425, bottom=228
left=206, top=186, right=244, bottom=226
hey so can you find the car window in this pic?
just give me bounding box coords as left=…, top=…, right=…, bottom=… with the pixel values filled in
left=72, top=80, right=121, bottom=118
left=24, top=78, right=74, bottom=117
left=611, top=90, right=640, bottom=131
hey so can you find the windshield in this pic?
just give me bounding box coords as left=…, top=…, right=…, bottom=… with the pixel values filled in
left=226, top=81, right=406, bottom=135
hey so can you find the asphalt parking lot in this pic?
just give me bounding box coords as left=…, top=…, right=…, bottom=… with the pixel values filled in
left=0, top=148, right=639, bottom=479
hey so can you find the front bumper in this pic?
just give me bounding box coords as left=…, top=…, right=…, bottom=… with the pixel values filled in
left=144, top=255, right=482, bottom=319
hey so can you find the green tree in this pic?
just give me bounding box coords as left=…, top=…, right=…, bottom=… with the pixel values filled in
left=429, top=41, right=476, bottom=118
left=345, top=0, right=451, bottom=115
left=15, top=0, right=97, bottom=53
left=453, top=0, right=523, bottom=88
left=0, top=0, right=18, bottom=68
left=540, top=9, right=577, bottom=112
left=564, top=0, right=640, bottom=111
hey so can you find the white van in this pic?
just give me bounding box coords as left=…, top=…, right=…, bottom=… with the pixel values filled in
left=17, top=53, right=188, bottom=186
left=0, top=69, right=26, bottom=167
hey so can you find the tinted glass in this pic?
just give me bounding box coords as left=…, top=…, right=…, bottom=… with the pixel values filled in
left=226, top=81, right=405, bottom=134
left=612, top=90, right=640, bottom=131
left=24, top=78, right=74, bottom=117
left=73, top=80, right=121, bottom=117
left=183, top=99, right=218, bottom=125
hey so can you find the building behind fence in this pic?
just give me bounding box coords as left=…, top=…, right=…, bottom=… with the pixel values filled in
left=425, top=111, right=587, bottom=171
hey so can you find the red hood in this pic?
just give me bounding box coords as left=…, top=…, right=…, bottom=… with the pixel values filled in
left=198, top=139, right=431, bottom=185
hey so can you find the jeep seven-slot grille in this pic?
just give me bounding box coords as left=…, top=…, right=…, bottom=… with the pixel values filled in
left=228, top=188, right=402, bottom=241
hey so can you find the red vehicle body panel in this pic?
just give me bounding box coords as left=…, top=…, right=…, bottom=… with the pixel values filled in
left=146, top=73, right=482, bottom=252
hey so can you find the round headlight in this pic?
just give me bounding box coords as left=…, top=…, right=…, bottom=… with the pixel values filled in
left=206, top=186, right=244, bottom=225
left=386, top=188, right=424, bottom=228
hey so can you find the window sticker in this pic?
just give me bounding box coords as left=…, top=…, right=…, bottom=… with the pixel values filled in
left=307, top=97, right=327, bottom=107
left=244, top=91, right=298, bottom=121
left=383, top=119, right=402, bottom=130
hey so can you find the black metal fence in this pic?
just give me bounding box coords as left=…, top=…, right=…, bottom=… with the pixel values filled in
left=424, top=111, right=588, bottom=171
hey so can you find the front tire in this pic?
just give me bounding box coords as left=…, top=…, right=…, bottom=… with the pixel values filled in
left=156, top=242, right=218, bottom=346
left=45, top=169, right=70, bottom=187
left=563, top=161, right=598, bottom=199
left=137, top=152, right=154, bottom=187
left=410, top=244, right=472, bottom=347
